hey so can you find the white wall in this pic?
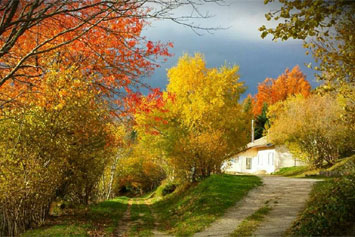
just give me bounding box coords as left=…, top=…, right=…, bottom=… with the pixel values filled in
left=223, top=146, right=305, bottom=174
left=256, top=149, right=276, bottom=173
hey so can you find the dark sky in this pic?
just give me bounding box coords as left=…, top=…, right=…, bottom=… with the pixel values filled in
left=141, top=0, right=318, bottom=98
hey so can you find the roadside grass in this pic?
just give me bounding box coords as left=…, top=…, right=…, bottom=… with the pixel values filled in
left=22, top=224, right=89, bottom=237
left=21, top=197, right=130, bottom=237
left=153, top=174, right=262, bottom=236
left=273, top=166, right=310, bottom=177
left=230, top=205, right=272, bottom=237
left=274, top=155, right=355, bottom=179
left=287, top=174, right=355, bottom=236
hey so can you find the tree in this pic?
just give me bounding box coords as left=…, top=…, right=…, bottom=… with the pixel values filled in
left=254, top=103, right=269, bottom=140
left=134, top=54, right=250, bottom=181
left=260, top=0, right=354, bottom=87
left=260, top=0, right=355, bottom=142
left=252, top=65, right=311, bottom=116
left=0, top=65, right=117, bottom=235
left=0, top=0, right=227, bottom=111
left=267, top=94, right=353, bottom=168
left=0, top=1, right=176, bottom=112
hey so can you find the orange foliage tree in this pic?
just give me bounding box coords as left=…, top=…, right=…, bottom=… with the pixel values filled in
left=252, top=65, right=311, bottom=116
left=0, top=0, right=175, bottom=112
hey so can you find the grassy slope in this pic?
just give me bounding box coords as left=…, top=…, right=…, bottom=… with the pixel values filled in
left=274, top=155, right=355, bottom=178
left=153, top=174, right=262, bottom=236
left=273, top=166, right=310, bottom=177
left=281, top=155, right=355, bottom=236
left=288, top=174, right=355, bottom=236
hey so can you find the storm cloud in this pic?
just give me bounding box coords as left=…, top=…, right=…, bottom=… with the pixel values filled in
left=141, top=0, right=318, bottom=97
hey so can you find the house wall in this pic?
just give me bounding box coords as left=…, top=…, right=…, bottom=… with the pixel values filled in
left=223, top=148, right=258, bottom=173
left=223, top=145, right=306, bottom=174
left=256, top=148, right=276, bottom=173
left=224, top=147, right=276, bottom=174
left=275, top=145, right=306, bottom=170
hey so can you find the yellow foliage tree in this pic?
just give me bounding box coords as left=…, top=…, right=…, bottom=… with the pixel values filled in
left=0, top=65, right=116, bottom=235
left=135, top=54, right=250, bottom=181
left=267, top=94, right=354, bottom=168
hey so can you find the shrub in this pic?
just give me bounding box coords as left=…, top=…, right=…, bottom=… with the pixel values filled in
left=290, top=174, right=355, bottom=236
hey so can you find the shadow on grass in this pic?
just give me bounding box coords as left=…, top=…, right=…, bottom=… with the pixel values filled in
left=22, top=197, right=130, bottom=237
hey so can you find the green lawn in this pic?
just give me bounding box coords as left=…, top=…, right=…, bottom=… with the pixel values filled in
left=274, top=155, right=355, bottom=178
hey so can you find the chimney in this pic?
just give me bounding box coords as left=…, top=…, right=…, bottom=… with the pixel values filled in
left=251, top=119, right=255, bottom=143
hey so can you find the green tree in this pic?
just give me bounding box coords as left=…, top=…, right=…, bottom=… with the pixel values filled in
left=254, top=103, right=269, bottom=140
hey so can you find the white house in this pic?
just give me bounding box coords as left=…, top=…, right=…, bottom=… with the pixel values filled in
left=223, top=137, right=305, bottom=174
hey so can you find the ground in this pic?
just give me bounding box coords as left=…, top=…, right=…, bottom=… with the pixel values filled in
left=194, top=176, right=318, bottom=236
left=22, top=175, right=319, bottom=236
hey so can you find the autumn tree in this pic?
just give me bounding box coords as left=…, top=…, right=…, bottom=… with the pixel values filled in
left=134, top=54, right=250, bottom=181
left=267, top=94, right=354, bottom=168
left=0, top=66, right=118, bottom=235
left=0, top=0, right=227, bottom=112
left=253, top=65, right=311, bottom=116
left=260, top=0, right=354, bottom=84
left=260, top=0, right=355, bottom=125
left=114, top=141, right=166, bottom=195
left=251, top=66, right=311, bottom=138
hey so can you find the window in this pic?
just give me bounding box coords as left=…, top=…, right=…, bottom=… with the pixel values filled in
left=246, top=158, right=252, bottom=169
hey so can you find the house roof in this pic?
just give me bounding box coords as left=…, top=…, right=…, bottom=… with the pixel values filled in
left=228, top=137, right=274, bottom=159
left=247, top=137, right=273, bottom=149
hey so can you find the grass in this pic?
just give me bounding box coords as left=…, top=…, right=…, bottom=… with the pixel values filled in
left=129, top=200, right=154, bottom=237
left=21, top=174, right=262, bottom=237
left=288, top=174, right=355, bottom=236
left=274, top=155, right=355, bottom=178
left=273, top=166, right=310, bottom=177
left=22, top=197, right=130, bottom=237
left=153, top=174, right=262, bottom=236
left=22, top=224, right=89, bottom=237
left=230, top=205, right=272, bottom=237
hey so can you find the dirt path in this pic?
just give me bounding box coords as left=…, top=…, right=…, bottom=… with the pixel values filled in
left=112, top=199, right=133, bottom=237
left=194, top=176, right=318, bottom=237
left=144, top=200, right=173, bottom=237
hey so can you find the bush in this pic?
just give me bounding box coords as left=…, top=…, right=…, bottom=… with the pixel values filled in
left=290, top=174, right=355, bottom=236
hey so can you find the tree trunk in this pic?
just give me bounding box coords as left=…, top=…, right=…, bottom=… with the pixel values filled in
left=106, top=152, right=120, bottom=199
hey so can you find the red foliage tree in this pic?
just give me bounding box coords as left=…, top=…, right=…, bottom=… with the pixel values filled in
left=0, top=0, right=174, bottom=112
